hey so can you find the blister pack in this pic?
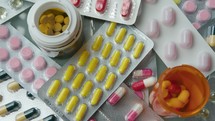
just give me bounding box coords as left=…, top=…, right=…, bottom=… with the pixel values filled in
left=0, top=0, right=32, bottom=24
left=24, top=0, right=37, bottom=3
left=135, top=0, right=215, bottom=77
left=0, top=24, right=61, bottom=97
left=38, top=22, right=154, bottom=121
left=68, top=0, right=141, bottom=25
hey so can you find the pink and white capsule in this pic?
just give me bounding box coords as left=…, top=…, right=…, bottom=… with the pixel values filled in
left=125, top=103, right=143, bottom=121
left=121, top=0, right=132, bottom=18
left=107, top=87, right=126, bottom=105
left=132, top=77, right=157, bottom=91
left=132, top=68, right=153, bottom=79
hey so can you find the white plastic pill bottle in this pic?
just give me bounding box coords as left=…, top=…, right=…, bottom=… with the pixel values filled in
left=27, top=0, right=82, bottom=57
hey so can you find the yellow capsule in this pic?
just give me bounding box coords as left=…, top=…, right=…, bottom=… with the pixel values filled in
left=106, top=22, right=117, bottom=36
left=80, top=81, right=93, bottom=97
left=91, top=88, right=103, bottom=106
left=133, top=42, right=144, bottom=59
left=105, top=73, right=117, bottom=90
left=124, top=35, right=135, bottom=51
left=110, top=50, right=121, bottom=67
left=56, top=88, right=70, bottom=105
left=101, top=42, right=113, bottom=59
left=75, top=104, right=87, bottom=121
left=118, top=57, right=130, bottom=74
left=92, top=35, right=103, bottom=51
left=47, top=80, right=61, bottom=97
left=115, top=28, right=127, bottom=44
left=64, top=17, right=70, bottom=25
left=63, top=65, right=75, bottom=82
left=78, top=50, right=90, bottom=66
left=95, top=65, right=108, bottom=82
left=87, top=57, right=99, bottom=74
left=72, top=73, right=85, bottom=89
left=65, top=96, right=79, bottom=113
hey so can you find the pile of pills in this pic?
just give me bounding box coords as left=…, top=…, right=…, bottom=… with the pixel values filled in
left=39, top=8, right=70, bottom=35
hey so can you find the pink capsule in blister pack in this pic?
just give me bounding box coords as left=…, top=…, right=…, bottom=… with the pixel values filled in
left=135, top=0, right=215, bottom=77
left=0, top=24, right=60, bottom=97
left=68, top=0, right=141, bottom=25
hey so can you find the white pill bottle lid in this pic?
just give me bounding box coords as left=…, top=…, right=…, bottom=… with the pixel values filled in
left=27, top=0, right=82, bottom=57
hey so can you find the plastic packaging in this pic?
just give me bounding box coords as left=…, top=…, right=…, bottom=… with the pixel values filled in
left=38, top=22, right=154, bottom=121
left=135, top=0, right=215, bottom=76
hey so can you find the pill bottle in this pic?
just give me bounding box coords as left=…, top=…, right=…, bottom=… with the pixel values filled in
left=27, top=0, right=82, bottom=57
left=155, top=65, right=210, bottom=117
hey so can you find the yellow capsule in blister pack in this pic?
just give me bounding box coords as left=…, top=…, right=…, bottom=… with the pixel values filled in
left=101, top=42, right=113, bottom=59
left=56, top=88, right=70, bottom=105
left=115, top=28, right=127, bottom=44
left=80, top=81, right=93, bottom=97
left=91, top=88, right=103, bottom=106
left=75, top=104, right=87, bottom=121
left=87, top=57, right=99, bottom=74
left=92, top=35, right=103, bottom=51
left=63, top=65, right=75, bottom=82
left=65, top=96, right=79, bottom=113
left=96, top=65, right=108, bottom=82
left=105, top=73, right=117, bottom=90
left=72, top=73, right=85, bottom=89
left=78, top=50, right=90, bottom=66
left=118, top=57, right=130, bottom=74
left=124, top=35, right=135, bottom=51
left=133, top=42, right=144, bottom=59
left=110, top=50, right=121, bottom=67
left=47, top=80, right=61, bottom=97
left=106, top=22, right=116, bottom=36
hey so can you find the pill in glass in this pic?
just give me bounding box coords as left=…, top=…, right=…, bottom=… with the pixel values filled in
left=38, top=114, right=58, bottom=121
left=71, top=0, right=81, bottom=7
left=92, top=35, right=103, bottom=51
left=65, top=96, right=79, bottom=113
left=121, top=0, right=132, bottom=18
left=101, top=42, right=113, bottom=59
left=87, top=57, right=99, bottom=74
left=54, top=23, right=62, bottom=32
left=124, top=35, right=135, bottom=51
left=78, top=50, right=90, bottom=66
left=0, top=101, right=21, bottom=116
left=62, top=24, right=68, bottom=32
left=132, top=68, right=153, bottom=79
left=63, top=65, right=75, bottom=82
left=162, top=7, right=176, bottom=26
left=75, top=104, right=87, bottom=121
left=72, top=73, right=85, bottom=89
left=47, top=80, right=61, bottom=97
left=7, top=81, right=22, bottom=92
left=55, top=15, right=64, bottom=23
left=107, top=87, right=126, bottom=105
left=96, top=65, right=108, bottom=82
left=64, top=17, right=70, bottom=25
left=15, top=108, right=40, bottom=121
left=106, top=22, right=116, bottom=36
left=91, top=88, right=103, bottom=106
left=133, top=42, right=144, bottom=59
left=110, top=50, right=121, bottom=67
left=132, top=77, right=157, bottom=91
left=95, top=0, right=107, bottom=13
left=104, top=73, right=117, bottom=90
left=80, top=81, right=93, bottom=97
left=56, top=88, right=70, bottom=105
left=124, top=103, right=143, bottom=121
left=115, top=28, right=127, bottom=44
left=118, top=57, right=130, bottom=74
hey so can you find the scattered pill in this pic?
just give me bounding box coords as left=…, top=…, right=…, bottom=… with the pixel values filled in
left=72, top=73, right=85, bottom=89
left=124, top=103, right=143, bottom=121
left=87, top=57, right=99, bottom=74
left=8, top=57, right=22, bottom=72
left=71, top=0, right=81, bottom=7
left=96, top=65, right=108, bottom=82
left=15, top=108, right=40, bottom=121
left=47, top=80, right=61, bottom=97
left=132, top=68, right=153, bottom=79
left=78, top=51, right=90, bottom=66
left=165, top=42, right=177, bottom=61
left=9, top=36, right=22, bottom=50
left=63, top=65, right=75, bottom=82
left=56, top=88, right=70, bottom=105
left=21, top=68, right=34, bottom=83
left=0, top=101, right=21, bottom=116
left=75, top=104, right=87, bottom=121
left=0, top=48, right=9, bottom=61
left=80, top=80, right=93, bottom=97
left=104, top=73, right=117, bottom=90
left=118, top=57, right=130, bottom=74
left=108, top=87, right=126, bottom=105
left=106, top=22, right=116, bottom=36
left=132, top=77, right=157, bottom=91
left=133, top=42, right=144, bottom=59
left=196, top=9, right=211, bottom=22
left=20, top=47, right=33, bottom=60
left=7, top=81, right=22, bottom=92
left=38, top=114, right=58, bottom=121
left=95, top=0, right=107, bottom=13
left=101, top=42, right=113, bottom=59
left=0, top=25, right=9, bottom=39
left=121, top=0, right=132, bottom=18
left=180, top=29, right=193, bottom=49
left=33, top=78, right=45, bottom=91
left=182, top=0, right=197, bottom=13
left=65, top=96, right=79, bottom=113
left=146, top=19, right=160, bottom=38
left=33, top=56, right=47, bottom=70
left=26, top=91, right=35, bottom=100
left=110, top=50, right=121, bottom=67
left=115, top=28, right=127, bottom=43
left=124, top=35, right=135, bottom=51
left=162, top=7, right=176, bottom=26
left=197, top=52, right=212, bottom=72
left=45, top=67, right=57, bottom=79
left=92, top=35, right=103, bottom=51
left=91, top=88, right=103, bottom=106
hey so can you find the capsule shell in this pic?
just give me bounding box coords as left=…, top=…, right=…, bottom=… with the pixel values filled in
left=106, top=22, right=116, bottom=36
left=118, top=57, right=130, bottom=74
left=71, top=0, right=81, bottom=7
left=80, top=81, right=93, bottom=97
left=121, top=0, right=132, bottom=18
left=132, top=68, right=153, bottom=79
left=16, top=108, right=40, bottom=121
left=132, top=77, right=157, bottom=91
left=75, top=104, right=87, bottom=121
left=115, top=28, right=127, bottom=43
left=0, top=101, right=21, bottom=116
left=95, top=0, right=107, bottom=13
left=110, top=50, right=121, bottom=67
left=72, top=73, right=85, bottom=89
left=39, top=114, right=58, bottom=121
left=101, top=42, right=113, bottom=59
left=56, top=88, right=70, bottom=105
left=47, top=80, right=61, bottom=97
left=124, top=35, right=135, bottom=51
left=96, top=65, right=108, bottom=82
left=92, top=35, right=103, bottom=51
left=63, top=65, right=75, bottom=82
left=65, top=96, right=79, bottom=113
left=91, top=88, right=103, bottom=106
left=125, top=104, right=143, bottom=121
left=87, top=57, right=99, bottom=74
left=133, top=42, right=144, bottom=59
left=108, top=87, right=126, bottom=105
left=105, top=73, right=117, bottom=90
left=78, top=51, right=90, bottom=66
left=7, top=81, right=22, bottom=92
